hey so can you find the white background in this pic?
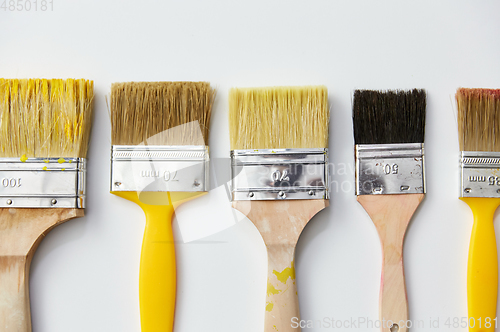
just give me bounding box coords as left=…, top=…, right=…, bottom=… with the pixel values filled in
left=1, top=1, right=500, bottom=331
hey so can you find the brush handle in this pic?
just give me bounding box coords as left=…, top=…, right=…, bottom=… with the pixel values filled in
left=265, top=244, right=300, bottom=332
left=462, top=197, right=500, bottom=332
left=232, top=200, right=328, bottom=332
left=379, top=229, right=407, bottom=332
left=139, top=204, right=176, bottom=332
left=0, top=208, right=83, bottom=332
left=357, top=194, right=424, bottom=332
left=0, top=255, right=31, bottom=332
left=112, top=191, right=204, bottom=332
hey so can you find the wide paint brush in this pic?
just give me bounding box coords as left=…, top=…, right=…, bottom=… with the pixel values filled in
left=110, top=82, right=215, bottom=332
left=229, top=86, right=329, bottom=332
left=0, top=78, right=93, bottom=331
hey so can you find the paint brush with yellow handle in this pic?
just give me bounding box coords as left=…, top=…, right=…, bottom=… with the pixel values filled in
left=109, top=82, right=215, bottom=332
left=0, top=78, right=93, bottom=331
left=457, top=88, right=500, bottom=332
left=229, top=86, right=329, bottom=332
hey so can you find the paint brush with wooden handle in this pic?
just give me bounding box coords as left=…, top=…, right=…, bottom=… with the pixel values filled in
left=0, top=78, right=93, bottom=331
left=457, top=88, right=500, bottom=332
left=229, top=86, right=329, bottom=332
left=110, top=82, right=215, bottom=332
left=353, top=89, right=426, bottom=332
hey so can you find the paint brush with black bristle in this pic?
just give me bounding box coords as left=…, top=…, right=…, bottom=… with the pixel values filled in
left=457, top=88, right=500, bottom=332
left=353, top=89, right=426, bottom=332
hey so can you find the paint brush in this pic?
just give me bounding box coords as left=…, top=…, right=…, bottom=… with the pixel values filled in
left=110, top=81, right=215, bottom=332
left=0, top=78, right=93, bottom=331
left=457, top=88, right=500, bottom=332
left=353, top=89, right=426, bottom=332
left=229, top=86, right=329, bottom=332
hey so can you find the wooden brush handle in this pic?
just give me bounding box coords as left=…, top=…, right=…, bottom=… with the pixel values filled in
left=357, top=194, right=424, bottom=332
left=266, top=244, right=300, bottom=332
left=0, top=255, right=31, bottom=331
left=139, top=204, right=176, bottom=332
left=461, top=197, right=500, bottom=332
left=232, top=200, right=328, bottom=332
left=379, top=230, right=408, bottom=332
left=0, top=208, right=83, bottom=332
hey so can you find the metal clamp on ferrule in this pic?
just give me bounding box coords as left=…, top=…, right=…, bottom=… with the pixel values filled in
left=110, top=145, right=209, bottom=192
left=231, top=148, right=329, bottom=201
left=355, top=143, right=425, bottom=195
left=0, top=158, right=86, bottom=208
left=460, top=151, right=500, bottom=198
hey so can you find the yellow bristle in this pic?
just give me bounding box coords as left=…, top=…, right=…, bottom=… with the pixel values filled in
left=457, top=88, right=500, bottom=152
left=229, top=86, right=329, bottom=150
left=0, top=78, right=94, bottom=158
left=110, top=81, right=215, bottom=146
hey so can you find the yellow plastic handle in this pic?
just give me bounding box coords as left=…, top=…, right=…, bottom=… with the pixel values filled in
left=112, top=191, right=204, bottom=332
left=461, top=197, right=500, bottom=332
left=112, top=192, right=177, bottom=332
left=139, top=203, right=176, bottom=332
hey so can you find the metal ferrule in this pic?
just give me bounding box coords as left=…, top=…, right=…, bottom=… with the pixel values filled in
left=0, top=158, right=86, bottom=208
left=460, top=151, right=500, bottom=198
left=231, top=148, right=329, bottom=201
left=355, top=143, right=425, bottom=195
left=110, top=145, right=209, bottom=192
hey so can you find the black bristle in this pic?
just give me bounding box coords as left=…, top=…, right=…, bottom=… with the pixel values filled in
left=353, top=89, right=426, bottom=144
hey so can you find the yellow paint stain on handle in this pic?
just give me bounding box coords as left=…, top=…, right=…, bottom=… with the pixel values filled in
left=273, top=261, right=295, bottom=284
left=266, top=302, right=274, bottom=312
left=57, top=158, right=66, bottom=164
left=273, top=325, right=278, bottom=331
left=20, top=154, right=28, bottom=162
left=267, top=282, right=281, bottom=296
